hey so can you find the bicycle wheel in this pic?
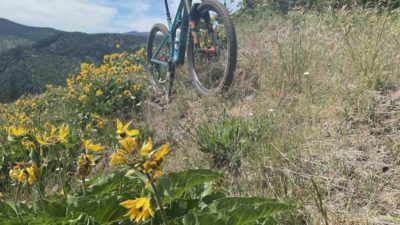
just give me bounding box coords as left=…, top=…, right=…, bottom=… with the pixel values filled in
left=147, top=23, right=174, bottom=104
left=187, top=0, right=237, bottom=96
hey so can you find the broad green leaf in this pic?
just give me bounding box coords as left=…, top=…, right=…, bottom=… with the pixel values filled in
left=87, top=170, right=143, bottom=197
left=165, top=199, right=200, bottom=219
left=40, top=199, right=67, bottom=218
left=173, top=197, right=297, bottom=225
left=66, top=193, right=127, bottom=223
left=0, top=200, right=18, bottom=219
left=87, top=172, right=124, bottom=197
left=158, top=169, right=224, bottom=199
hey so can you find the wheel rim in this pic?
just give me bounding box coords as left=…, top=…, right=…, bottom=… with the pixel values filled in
left=191, top=8, right=230, bottom=93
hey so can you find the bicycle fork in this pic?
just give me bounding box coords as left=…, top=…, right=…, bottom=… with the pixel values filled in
left=189, top=3, right=217, bottom=56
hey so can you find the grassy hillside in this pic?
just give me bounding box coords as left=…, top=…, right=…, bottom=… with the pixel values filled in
left=0, top=18, right=148, bottom=102
left=0, top=32, right=147, bottom=102
left=154, top=10, right=400, bottom=224
left=1, top=9, right=400, bottom=225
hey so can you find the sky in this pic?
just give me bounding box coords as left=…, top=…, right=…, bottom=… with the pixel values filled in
left=0, top=0, right=240, bottom=33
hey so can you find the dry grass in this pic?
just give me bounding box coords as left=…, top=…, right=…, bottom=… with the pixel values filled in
left=142, top=9, right=400, bottom=224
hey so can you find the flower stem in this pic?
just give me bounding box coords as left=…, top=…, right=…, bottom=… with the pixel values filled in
left=14, top=185, right=25, bottom=224
left=82, top=177, right=86, bottom=196
left=36, top=183, right=48, bottom=216
left=146, top=174, right=168, bottom=225
left=55, top=151, right=67, bottom=199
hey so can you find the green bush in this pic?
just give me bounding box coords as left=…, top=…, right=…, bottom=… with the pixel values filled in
left=196, top=116, right=269, bottom=169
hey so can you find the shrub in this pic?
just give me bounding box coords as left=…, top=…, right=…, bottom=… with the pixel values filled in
left=196, top=116, right=269, bottom=169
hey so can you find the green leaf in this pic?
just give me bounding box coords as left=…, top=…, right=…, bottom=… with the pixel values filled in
left=165, top=199, right=200, bottom=219
left=87, top=172, right=124, bottom=197
left=66, top=193, right=127, bottom=223
left=87, top=169, right=143, bottom=197
left=0, top=200, right=18, bottom=219
left=173, top=197, right=297, bottom=225
left=40, top=199, right=67, bottom=218
left=158, top=169, right=224, bottom=199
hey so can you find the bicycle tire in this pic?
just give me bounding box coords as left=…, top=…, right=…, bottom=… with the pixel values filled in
left=187, top=0, right=237, bottom=96
left=147, top=23, right=174, bottom=102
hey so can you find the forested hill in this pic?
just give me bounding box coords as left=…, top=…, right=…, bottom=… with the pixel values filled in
left=0, top=18, right=147, bottom=102
left=0, top=18, right=62, bottom=41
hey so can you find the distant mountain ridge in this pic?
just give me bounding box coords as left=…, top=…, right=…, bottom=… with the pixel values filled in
left=125, top=31, right=149, bottom=36
left=0, top=18, right=63, bottom=41
left=0, top=18, right=147, bottom=102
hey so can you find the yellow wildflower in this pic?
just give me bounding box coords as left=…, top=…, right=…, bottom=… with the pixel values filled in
left=140, top=138, right=152, bottom=157
left=136, top=48, right=145, bottom=58
left=83, top=140, right=105, bottom=152
left=133, top=83, right=141, bottom=91
left=9, top=126, right=28, bottom=138
left=9, top=162, right=38, bottom=185
left=80, top=63, right=91, bottom=75
left=95, top=89, right=103, bottom=97
left=36, top=133, right=48, bottom=146
left=78, top=95, right=88, bottom=102
left=123, top=90, right=132, bottom=97
left=119, top=137, right=139, bottom=153
left=120, top=197, right=154, bottom=222
left=103, top=55, right=110, bottom=63
left=76, top=154, right=95, bottom=179
left=26, top=165, right=38, bottom=185
left=129, top=65, right=140, bottom=72
left=0, top=192, right=4, bottom=200
left=83, top=84, right=91, bottom=93
left=109, top=137, right=138, bottom=166
left=88, top=114, right=105, bottom=129
left=142, top=144, right=169, bottom=174
left=35, top=126, right=59, bottom=146
left=152, top=144, right=169, bottom=162
left=116, top=119, right=140, bottom=138
left=109, top=151, right=128, bottom=166
left=21, top=138, right=35, bottom=151
left=58, top=124, right=69, bottom=143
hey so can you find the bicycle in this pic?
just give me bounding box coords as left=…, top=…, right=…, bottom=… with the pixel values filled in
left=147, top=0, right=237, bottom=103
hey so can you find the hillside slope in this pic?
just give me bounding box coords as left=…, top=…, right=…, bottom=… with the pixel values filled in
left=0, top=10, right=399, bottom=225
left=0, top=19, right=147, bottom=102
left=140, top=10, right=400, bottom=225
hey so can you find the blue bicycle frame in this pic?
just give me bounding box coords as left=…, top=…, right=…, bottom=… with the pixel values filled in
left=150, top=0, right=194, bottom=68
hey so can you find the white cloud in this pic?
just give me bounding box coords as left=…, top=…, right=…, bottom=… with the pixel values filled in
left=0, top=0, right=240, bottom=33
left=0, top=0, right=162, bottom=33
left=0, top=0, right=119, bottom=33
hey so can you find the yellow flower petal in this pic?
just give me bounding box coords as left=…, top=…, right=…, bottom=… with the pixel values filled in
left=140, top=138, right=153, bottom=157
left=135, top=198, right=146, bottom=209
left=126, top=129, right=140, bottom=137
left=153, top=143, right=170, bottom=161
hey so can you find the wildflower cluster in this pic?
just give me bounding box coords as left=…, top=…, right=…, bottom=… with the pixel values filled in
left=109, top=119, right=169, bottom=222
left=111, top=120, right=169, bottom=177
left=66, top=49, right=147, bottom=115
left=76, top=139, right=105, bottom=179
left=0, top=48, right=293, bottom=225
left=9, top=162, right=38, bottom=185
left=0, top=49, right=148, bottom=205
